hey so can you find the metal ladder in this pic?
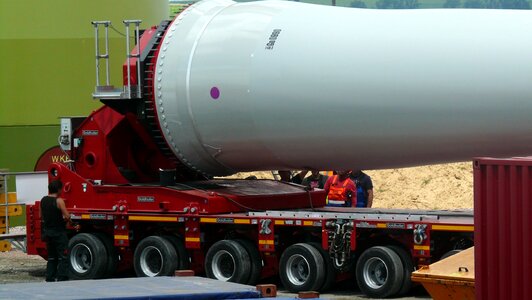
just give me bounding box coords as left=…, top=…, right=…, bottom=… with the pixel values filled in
left=91, top=20, right=142, bottom=100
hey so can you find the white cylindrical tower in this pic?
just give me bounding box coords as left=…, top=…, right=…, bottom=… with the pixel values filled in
left=155, top=0, right=532, bottom=176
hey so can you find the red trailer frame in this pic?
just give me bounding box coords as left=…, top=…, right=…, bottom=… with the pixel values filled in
left=26, top=159, right=474, bottom=298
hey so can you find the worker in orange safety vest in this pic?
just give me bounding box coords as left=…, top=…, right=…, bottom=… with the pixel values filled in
left=324, top=170, right=357, bottom=207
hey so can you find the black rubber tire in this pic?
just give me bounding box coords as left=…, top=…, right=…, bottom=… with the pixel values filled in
left=94, top=232, right=119, bottom=278
left=205, top=240, right=251, bottom=284
left=163, top=235, right=190, bottom=270
left=68, top=233, right=108, bottom=280
left=309, top=242, right=336, bottom=292
left=134, top=236, right=178, bottom=277
left=440, top=249, right=462, bottom=260
left=235, top=239, right=263, bottom=285
left=355, top=246, right=404, bottom=298
left=279, top=243, right=325, bottom=293
left=388, top=245, right=415, bottom=296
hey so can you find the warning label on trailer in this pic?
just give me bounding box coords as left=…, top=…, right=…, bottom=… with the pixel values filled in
left=387, top=223, right=406, bottom=229
left=90, top=214, right=107, bottom=220
left=82, top=130, right=99, bottom=136
left=356, top=222, right=377, bottom=228
left=137, top=196, right=155, bottom=203
left=217, top=218, right=234, bottom=223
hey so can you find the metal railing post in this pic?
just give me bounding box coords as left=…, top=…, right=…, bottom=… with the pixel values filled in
left=104, top=24, right=110, bottom=86
left=135, top=22, right=142, bottom=98
left=123, top=20, right=142, bottom=99
left=124, top=22, right=132, bottom=98
left=93, top=22, right=100, bottom=86
left=91, top=21, right=112, bottom=89
left=3, top=175, right=8, bottom=234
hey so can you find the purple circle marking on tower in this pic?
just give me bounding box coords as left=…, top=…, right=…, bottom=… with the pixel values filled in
left=210, top=87, right=220, bottom=100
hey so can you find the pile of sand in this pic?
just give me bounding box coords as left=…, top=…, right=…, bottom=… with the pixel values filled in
left=227, top=162, right=473, bottom=210
left=366, top=162, right=473, bottom=210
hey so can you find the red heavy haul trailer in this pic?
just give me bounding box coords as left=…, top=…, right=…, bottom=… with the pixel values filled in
left=26, top=0, right=532, bottom=298
left=26, top=168, right=474, bottom=298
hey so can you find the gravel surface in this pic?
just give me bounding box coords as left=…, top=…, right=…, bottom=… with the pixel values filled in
left=0, top=250, right=46, bottom=284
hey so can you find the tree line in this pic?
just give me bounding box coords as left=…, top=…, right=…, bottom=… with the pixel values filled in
left=349, top=0, right=530, bottom=9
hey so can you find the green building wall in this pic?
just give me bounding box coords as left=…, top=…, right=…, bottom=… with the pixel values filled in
left=0, top=0, right=169, bottom=172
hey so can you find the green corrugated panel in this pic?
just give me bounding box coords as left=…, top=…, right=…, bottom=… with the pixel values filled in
left=0, top=0, right=169, bottom=172
left=0, top=126, right=58, bottom=172
left=0, top=0, right=169, bottom=126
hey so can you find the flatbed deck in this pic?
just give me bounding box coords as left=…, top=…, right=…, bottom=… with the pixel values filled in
left=249, top=207, right=474, bottom=224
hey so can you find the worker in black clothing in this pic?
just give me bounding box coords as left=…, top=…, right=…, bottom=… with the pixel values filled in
left=40, top=180, right=73, bottom=282
left=301, top=170, right=329, bottom=189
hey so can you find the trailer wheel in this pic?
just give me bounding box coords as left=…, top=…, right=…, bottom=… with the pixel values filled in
left=355, top=246, right=404, bottom=298
left=134, top=236, right=178, bottom=277
left=235, top=239, right=263, bottom=285
left=388, top=245, right=414, bottom=296
left=309, top=242, right=336, bottom=292
left=205, top=240, right=251, bottom=284
left=94, top=233, right=119, bottom=278
left=68, top=233, right=108, bottom=280
left=163, top=235, right=190, bottom=270
left=279, top=243, right=325, bottom=292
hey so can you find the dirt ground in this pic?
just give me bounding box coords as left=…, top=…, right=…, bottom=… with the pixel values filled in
left=0, top=250, right=46, bottom=284
left=368, top=162, right=473, bottom=209
left=0, top=162, right=471, bottom=299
